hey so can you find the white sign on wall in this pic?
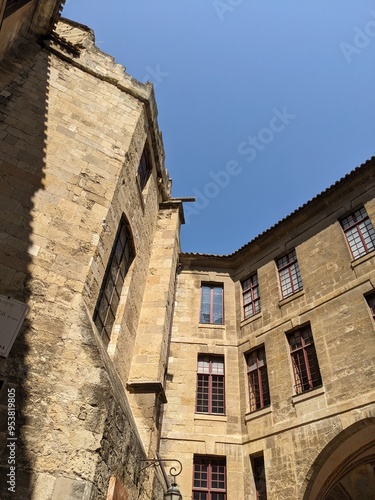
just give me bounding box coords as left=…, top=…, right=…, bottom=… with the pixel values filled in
left=0, top=295, right=29, bottom=357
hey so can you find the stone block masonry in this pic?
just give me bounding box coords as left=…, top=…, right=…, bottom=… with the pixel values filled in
left=0, top=18, right=178, bottom=500
left=160, top=164, right=375, bottom=499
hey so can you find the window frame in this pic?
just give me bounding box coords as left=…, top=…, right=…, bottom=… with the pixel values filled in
left=287, top=325, right=322, bottom=395
left=137, top=146, right=152, bottom=191
left=365, top=292, right=375, bottom=321
left=4, top=0, right=34, bottom=18
left=340, top=207, right=375, bottom=260
left=196, top=355, right=225, bottom=415
left=200, top=283, right=224, bottom=325
left=251, top=454, right=267, bottom=500
left=193, top=455, right=227, bottom=500
left=246, top=346, right=270, bottom=412
left=242, top=273, right=261, bottom=320
left=276, top=250, right=303, bottom=299
left=93, top=217, right=135, bottom=345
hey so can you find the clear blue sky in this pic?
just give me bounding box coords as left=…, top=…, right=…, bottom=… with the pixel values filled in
left=63, top=1, right=375, bottom=254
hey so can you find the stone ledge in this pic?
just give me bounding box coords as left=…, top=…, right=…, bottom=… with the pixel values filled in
left=127, top=380, right=167, bottom=404
left=194, top=413, right=227, bottom=422
left=292, top=385, right=325, bottom=405
left=198, top=323, right=225, bottom=330
left=350, top=251, right=375, bottom=268
left=278, top=289, right=305, bottom=307
left=244, top=405, right=272, bottom=423
left=240, top=311, right=262, bottom=328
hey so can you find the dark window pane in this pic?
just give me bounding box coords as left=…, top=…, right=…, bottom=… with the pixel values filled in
left=246, top=346, right=270, bottom=412
left=252, top=455, right=267, bottom=500
left=137, top=149, right=152, bottom=190
left=93, top=219, right=135, bottom=342
left=288, top=326, right=322, bottom=394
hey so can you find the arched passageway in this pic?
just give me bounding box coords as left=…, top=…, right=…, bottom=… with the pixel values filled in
left=303, top=418, right=375, bottom=500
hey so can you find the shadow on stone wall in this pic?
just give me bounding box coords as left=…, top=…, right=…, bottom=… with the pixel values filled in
left=0, top=33, right=168, bottom=499
left=0, top=39, right=49, bottom=498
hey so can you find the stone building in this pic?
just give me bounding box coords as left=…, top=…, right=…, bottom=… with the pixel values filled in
left=0, top=1, right=187, bottom=498
left=160, top=162, right=375, bottom=499
left=0, top=2, right=375, bottom=500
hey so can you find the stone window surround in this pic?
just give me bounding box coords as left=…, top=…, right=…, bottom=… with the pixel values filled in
left=242, top=273, right=261, bottom=320
left=93, top=216, right=135, bottom=346
left=276, top=249, right=304, bottom=300
left=245, top=345, right=271, bottom=413
left=192, top=455, right=227, bottom=499
left=286, top=324, right=323, bottom=395
left=195, top=354, right=225, bottom=416
left=340, top=206, right=375, bottom=260
left=199, top=282, right=224, bottom=325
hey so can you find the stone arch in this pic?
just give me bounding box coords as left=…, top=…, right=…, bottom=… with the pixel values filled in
left=303, top=418, right=375, bottom=500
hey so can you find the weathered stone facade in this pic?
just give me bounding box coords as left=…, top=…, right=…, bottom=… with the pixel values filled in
left=1, top=3, right=375, bottom=500
left=160, top=164, right=375, bottom=499
left=0, top=5, right=182, bottom=499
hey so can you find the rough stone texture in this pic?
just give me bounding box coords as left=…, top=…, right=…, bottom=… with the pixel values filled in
left=2, top=6, right=375, bottom=500
left=0, top=18, right=178, bottom=500
left=160, top=165, right=375, bottom=499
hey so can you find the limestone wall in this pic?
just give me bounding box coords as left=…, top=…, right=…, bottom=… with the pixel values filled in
left=161, top=166, right=375, bottom=499
left=0, top=19, right=177, bottom=500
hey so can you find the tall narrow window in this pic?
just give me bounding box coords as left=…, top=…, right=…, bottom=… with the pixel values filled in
left=276, top=250, right=303, bottom=299
left=246, top=347, right=270, bottom=412
left=193, top=456, right=226, bottom=500
left=287, top=325, right=322, bottom=394
left=242, top=274, right=261, bottom=319
left=200, top=284, right=224, bottom=324
left=251, top=454, right=267, bottom=500
left=196, top=355, right=225, bottom=415
left=137, top=147, right=152, bottom=191
left=340, top=207, right=375, bottom=260
left=93, top=218, right=135, bottom=345
left=365, top=293, right=375, bottom=321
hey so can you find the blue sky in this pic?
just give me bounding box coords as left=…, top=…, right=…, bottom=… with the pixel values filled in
left=63, top=1, right=375, bottom=254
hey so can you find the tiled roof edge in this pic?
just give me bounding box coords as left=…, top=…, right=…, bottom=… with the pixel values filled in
left=181, top=156, right=375, bottom=260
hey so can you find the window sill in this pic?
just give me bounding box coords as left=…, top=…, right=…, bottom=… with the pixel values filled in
left=351, top=251, right=375, bottom=268
left=278, top=289, right=304, bottom=307
left=198, top=323, right=225, bottom=329
left=194, top=413, right=227, bottom=421
left=240, top=312, right=262, bottom=327
left=244, top=405, right=272, bottom=422
left=292, top=385, right=324, bottom=405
